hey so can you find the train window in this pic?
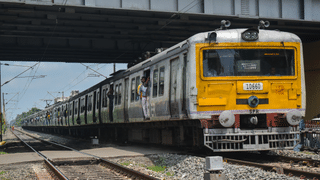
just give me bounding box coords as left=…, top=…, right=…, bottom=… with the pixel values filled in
left=202, top=49, right=295, bottom=77
left=69, top=104, right=72, bottom=116
left=80, top=98, right=85, bottom=113
left=153, top=69, right=158, bottom=97
left=104, top=89, right=109, bottom=107
left=65, top=105, right=68, bottom=117
left=102, top=89, right=108, bottom=107
left=159, top=67, right=165, bottom=96
left=97, top=92, right=100, bottom=109
left=136, top=76, right=140, bottom=101
left=90, top=95, right=92, bottom=111
left=75, top=101, right=78, bottom=114
left=102, top=89, right=105, bottom=107
left=88, top=95, right=92, bottom=112
left=118, top=83, right=122, bottom=105
left=131, top=78, right=135, bottom=102
left=115, top=85, right=118, bottom=105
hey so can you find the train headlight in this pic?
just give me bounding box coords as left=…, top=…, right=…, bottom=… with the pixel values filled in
left=219, top=111, right=235, bottom=127
left=241, top=29, right=259, bottom=41
left=286, top=110, right=302, bottom=126
left=248, top=96, right=259, bottom=108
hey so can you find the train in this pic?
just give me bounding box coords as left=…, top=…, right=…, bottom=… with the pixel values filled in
left=22, top=20, right=305, bottom=152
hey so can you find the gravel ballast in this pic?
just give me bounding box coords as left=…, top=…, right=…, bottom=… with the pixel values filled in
left=111, top=153, right=300, bottom=180
left=1, top=128, right=317, bottom=179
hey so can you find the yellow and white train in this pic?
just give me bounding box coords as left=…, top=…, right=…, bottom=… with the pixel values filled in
left=23, top=21, right=305, bottom=152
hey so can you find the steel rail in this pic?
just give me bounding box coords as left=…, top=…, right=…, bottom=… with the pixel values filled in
left=11, top=130, right=69, bottom=180
left=276, top=155, right=320, bottom=167
left=224, top=157, right=320, bottom=179
left=16, top=129, right=160, bottom=180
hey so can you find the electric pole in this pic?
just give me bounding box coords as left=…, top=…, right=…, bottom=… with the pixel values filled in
left=0, top=62, right=2, bottom=142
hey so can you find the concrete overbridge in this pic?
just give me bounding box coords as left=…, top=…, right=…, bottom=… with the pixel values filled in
left=1, top=0, right=320, bottom=119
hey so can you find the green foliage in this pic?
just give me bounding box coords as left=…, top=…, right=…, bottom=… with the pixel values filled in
left=0, top=152, right=7, bottom=155
left=120, top=162, right=130, bottom=166
left=166, top=172, right=174, bottom=176
left=14, top=107, right=42, bottom=126
left=147, top=166, right=166, bottom=172
left=153, top=156, right=167, bottom=167
left=0, top=171, right=6, bottom=175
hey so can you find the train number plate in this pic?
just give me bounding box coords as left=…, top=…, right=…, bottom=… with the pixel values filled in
left=243, top=83, right=263, bottom=91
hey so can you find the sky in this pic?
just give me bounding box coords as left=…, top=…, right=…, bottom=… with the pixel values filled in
left=1, top=61, right=127, bottom=123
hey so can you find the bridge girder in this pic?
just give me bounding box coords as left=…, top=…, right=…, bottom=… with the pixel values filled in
left=0, top=0, right=320, bottom=63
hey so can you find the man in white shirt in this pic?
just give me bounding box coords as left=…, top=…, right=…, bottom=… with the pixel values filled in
left=139, top=77, right=150, bottom=120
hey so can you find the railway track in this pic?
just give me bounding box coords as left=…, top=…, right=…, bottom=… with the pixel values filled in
left=222, top=153, right=320, bottom=180
left=11, top=129, right=159, bottom=180
left=13, top=128, right=320, bottom=179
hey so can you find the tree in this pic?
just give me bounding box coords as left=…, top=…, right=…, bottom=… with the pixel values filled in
left=14, top=107, right=42, bottom=126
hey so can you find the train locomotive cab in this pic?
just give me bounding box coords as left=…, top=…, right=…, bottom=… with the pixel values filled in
left=192, top=24, right=305, bottom=152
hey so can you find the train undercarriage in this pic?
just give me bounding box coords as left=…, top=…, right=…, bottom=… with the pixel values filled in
left=22, top=120, right=204, bottom=149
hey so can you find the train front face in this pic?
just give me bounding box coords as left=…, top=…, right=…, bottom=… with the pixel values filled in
left=194, top=29, right=305, bottom=152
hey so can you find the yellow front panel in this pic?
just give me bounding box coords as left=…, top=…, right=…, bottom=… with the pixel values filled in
left=195, top=42, right=302, bottom=113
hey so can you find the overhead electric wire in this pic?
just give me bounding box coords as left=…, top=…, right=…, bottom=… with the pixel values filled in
left=57, top=69, right=88, bottom=92
left=40, top=0, right=199, bottom=106
left=9, top=0, right=70, bottom=120
left=5, top=92, right=19, bottom=105
left=1, top=62, right=39, bottom=87
left=64, top=76, right=89, bottom=92
left=56, top=0, right=203, bottom=88
left=80, top=63, right=107, bottom=78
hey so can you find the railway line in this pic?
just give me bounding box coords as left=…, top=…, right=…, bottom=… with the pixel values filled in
left=3, top=127, right=320, bottom=179
left=11, top=129, right=159, bottom=180
left=222, top=152, right=320, bottom=180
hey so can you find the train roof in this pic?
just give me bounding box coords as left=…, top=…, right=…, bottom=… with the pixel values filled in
left=189, top=28, right=301, bottom=44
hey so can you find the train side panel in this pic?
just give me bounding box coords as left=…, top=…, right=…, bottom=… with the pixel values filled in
left=100, top=84, right=109, bottom=123
left=113, top=79, right=124, bottom=123
left=127, top=72, right=144, bottom=122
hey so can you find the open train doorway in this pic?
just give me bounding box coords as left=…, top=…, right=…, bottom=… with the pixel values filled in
left=143, top=69, right=150, bottom=81
left=124, top=78, right=129, bottom=122
left=142, top=69, right=150, bottom=119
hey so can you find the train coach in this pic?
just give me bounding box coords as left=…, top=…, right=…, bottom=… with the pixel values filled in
left=23, top=20, right=305, bottom=152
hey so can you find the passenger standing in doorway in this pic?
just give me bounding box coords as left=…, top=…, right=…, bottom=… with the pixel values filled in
left=46, top=111, right=50, bottom=125
left=64, top=109, right=67, bottom=125
left=139, top=76, right=150, bottom=120
left=107, top=86, right=114, bottom=122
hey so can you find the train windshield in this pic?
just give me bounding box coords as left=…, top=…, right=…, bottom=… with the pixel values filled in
left=203, top=49, right=295, bottom=77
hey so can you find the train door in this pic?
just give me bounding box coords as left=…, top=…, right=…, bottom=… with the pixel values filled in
left=97, top=89, right=101, bottom=124
left=170, top=58, right=180, bottom=118
left=109, top=84, right=114, bottom=122
left=93, top=91, right=97, bottom=123
left=182, top=54, right=188, bottom=117
left=65, top=104, right=68, bottom=126
left=85, top=95, right=88, bottom=124
left=71, top=102, right=74, bottom=125
left=75, top=100, right=79, bottom=125
left=124, top=78, right=129, bottom=122
left=143, top=69, right=150, bottom=119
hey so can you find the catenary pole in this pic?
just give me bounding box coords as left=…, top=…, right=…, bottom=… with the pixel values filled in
left=0, top=62, right=2, bottom=142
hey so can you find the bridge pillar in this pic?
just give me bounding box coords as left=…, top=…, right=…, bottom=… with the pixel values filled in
left=304, top=40, right=320, bottom=119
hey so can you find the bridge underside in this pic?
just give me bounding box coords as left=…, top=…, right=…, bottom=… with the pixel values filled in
left=0, top=1, right=320, bottom=63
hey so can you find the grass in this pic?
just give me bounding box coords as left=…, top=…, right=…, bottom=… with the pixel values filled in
left=147, top=166, right=166, bottom=172
left=120, top=162, right=130, bottom=166
left=0, top=152, right=7, bottom=155
left=166, top=172, right=174, bottom=176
